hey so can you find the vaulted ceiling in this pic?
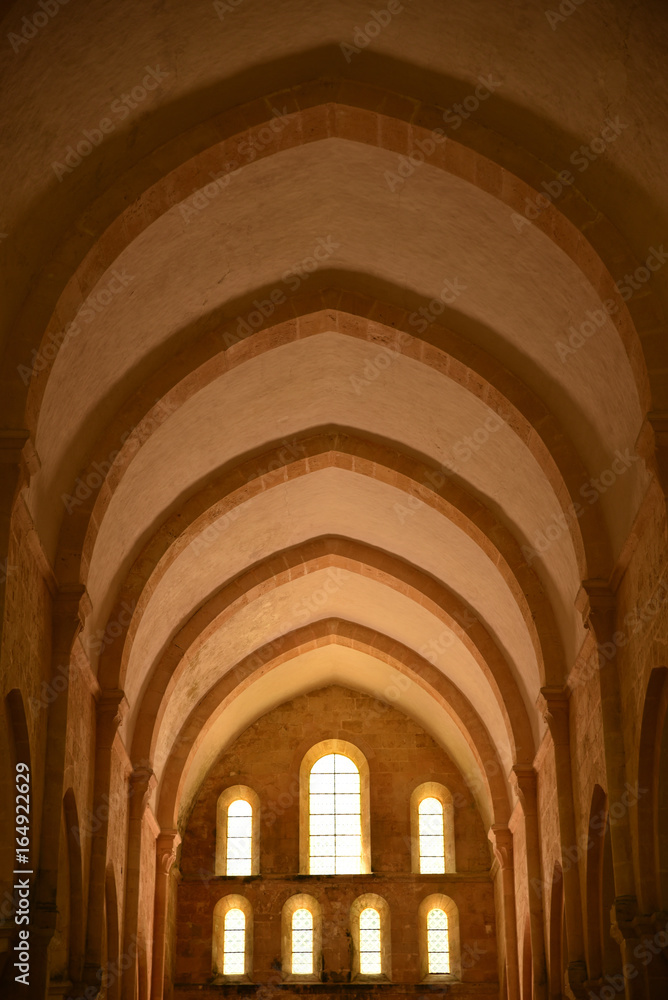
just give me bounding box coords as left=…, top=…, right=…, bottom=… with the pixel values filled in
left=1, top=0, right=666, bottom=833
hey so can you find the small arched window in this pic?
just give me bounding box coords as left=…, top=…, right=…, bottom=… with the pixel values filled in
left=212, top=895, right=252, bottom=981
left=350, top=893, right=391, bottom=980
left=359, top=907, right=382, bottom=974
left=215, top=785, right=260, bottom=876
left=410, top=782, right=455, bottom=873
left=427, top=908, right=449, bottom=973
left=223, top=909, right=246, bottom=975
left=281, top=894, right=322, bottom=981
left=291, top=908, right=313, bottom=974
left=418, top=894, right=460, bottom=980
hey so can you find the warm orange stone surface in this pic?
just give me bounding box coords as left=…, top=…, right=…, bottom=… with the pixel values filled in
left=1, top=2, right=668, bottom=999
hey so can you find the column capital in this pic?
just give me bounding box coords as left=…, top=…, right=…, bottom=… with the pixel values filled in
left=157, top=829, right=181, bottom=874
left=511, top=766, right=538, bottom=813
left=95, top=688, right=128, bottom=748
left=129, top=764, right=156, bottom=814
left=581, top=579, right=616, bottom=618
left=488, top=824, right=514, bottom=870
left=610, top=895, right=640, bottom=945
left=538, top=686, right=571, bottom=745
left=53, top=583, right=89, bottom=622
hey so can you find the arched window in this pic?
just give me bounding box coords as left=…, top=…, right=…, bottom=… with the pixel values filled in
left=291, top=908, right=313, bottom=974
left=350, top=894, right=391, bottom=980
left=299, top=741, right=370, bottom=875
left=281, top=893, right=322, bottom=981
left=410, top=782, right=455, bottom=873
left=212, top=895, right=252, bottom=981
left=223, top=909, right=246, bottom=975
left=226, top=800, right=252, bottom=876
left=359, top=907, right=382, bottom=974
left=309, top=753, right=361, bottom=874
left=215, top=786, right=260, bottom=876
left=419, top=797, right=445, bottom=873
left=418, top=894, right=460, bottom=980
left=426, top=908, right=449, bottom=973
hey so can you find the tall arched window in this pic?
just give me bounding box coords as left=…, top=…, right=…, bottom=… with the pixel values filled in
left=309, top=753, right=361, bottom=874
left=215, top=786, right=260, bottom=876
left=410, top=782, right=455, bottom=873
left=350, top=893, right=391, bottom=980
left=419, top=797, right=445, bottom=874
left=299, top=740, right=371, bottom=874
left=226, top=800, right=252, bottom=876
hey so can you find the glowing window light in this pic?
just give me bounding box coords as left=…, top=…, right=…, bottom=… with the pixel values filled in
left=226, top=799, right=252, bottom=876
left=223, top=908, right=245, bottom=975
left=427, top=908, right=450, bottom=974
left=359, top=907, right=382, bottom=974
left=309, top=753, right=361, bottom=874
left=291, top=907, right=313, bottom=974
left=419, top=797, right=445, bottom=874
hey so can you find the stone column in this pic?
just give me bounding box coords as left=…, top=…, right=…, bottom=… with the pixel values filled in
left=538, top=687, right=588, bottom=998
left=512, top=766, right=547, bottom=1000
left=82, top=689, right=128, bottom=994
left=32, top=584, right=86, bottom=1000
left=583, top=582, right=645, bottom=1000
left=151, top=831, right=181, bottom=1000
left=488, top=825, right=520, bottom=1000
left=121, top=766, right=156, bottom=1000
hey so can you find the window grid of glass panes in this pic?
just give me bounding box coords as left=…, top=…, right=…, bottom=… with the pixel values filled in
left=226, top=799, right=252, bottom=876
left=359, top=907, right=382, bottom=974
left=418, top=797, right=445, bottom=874
left=291, top=907, right=313, bottom=974
left=223, top=908, right=246, bottom=975
left=427, top=908, right=450, bottom=973
left=309, top=754, right=362, bottom=874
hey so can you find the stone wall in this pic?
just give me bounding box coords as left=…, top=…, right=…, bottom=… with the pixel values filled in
left=176, top=684, right=497, bottom=989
